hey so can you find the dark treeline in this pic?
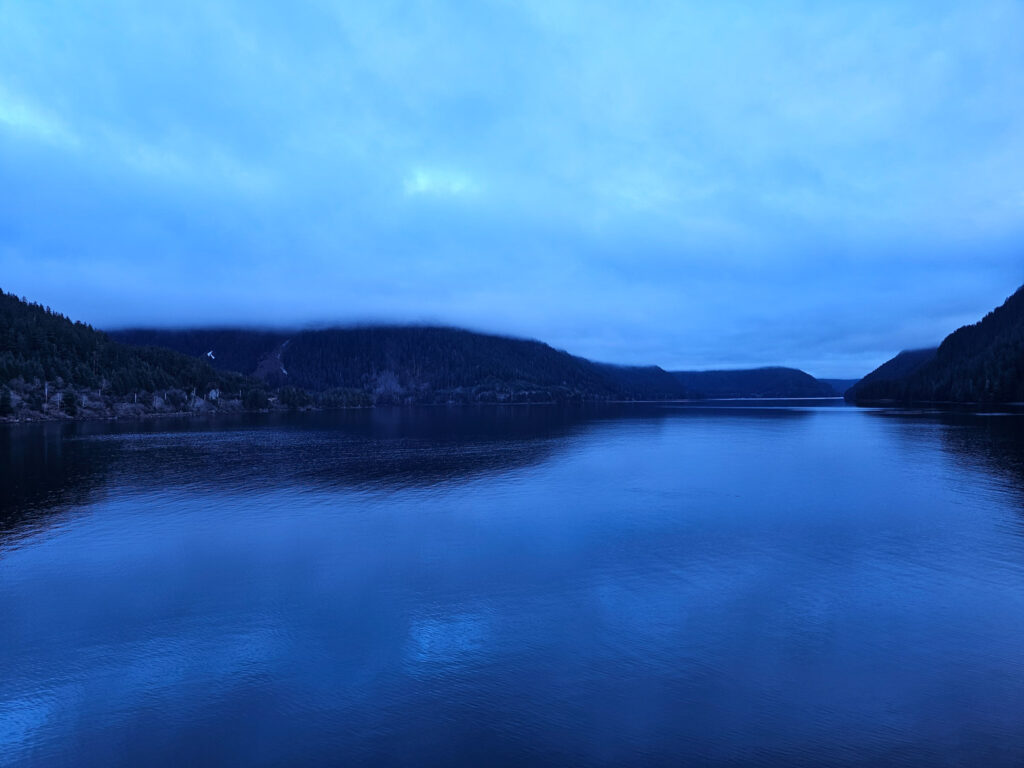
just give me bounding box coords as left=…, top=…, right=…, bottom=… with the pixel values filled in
left=116, top=326, right=688, bottom=403
left=848, top=284, right=1024, bottom=403
left=284, top=327, right=606, bottom=398
left=234, top=326, right=689, bottom=404
left=0, top=289, right=254, bottom=419
left=111, top=328, right=286, bottom=376
left=114, top=326, right=845, bottom=405
left=0, top=289, right=251, bottom=394
left=844, top=348, right=937, bottom=401
left=670, top=367, right=836, bottom=398
left=113, top=328, right=289, bottom=379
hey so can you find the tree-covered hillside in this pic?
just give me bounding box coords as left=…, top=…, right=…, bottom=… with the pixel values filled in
left=843, top=348, right=937, bottom=402
left=0, top=289, right=252, bottom=419
left=111, top=328, right=289, bottom=377
left=847, top=284, right=1024, bottom=403
left=134, top=325, right=691, bottom=403
left=278, top=326, right=604, bottom=400
left=115, top=327, right=843, bottom=403
left=670, top=367, right=836, bottom=398
left=592, top=363, right=693, bottom=400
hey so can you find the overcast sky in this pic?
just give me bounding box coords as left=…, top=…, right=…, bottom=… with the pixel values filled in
left=2, top=0, right=1023, bottom=376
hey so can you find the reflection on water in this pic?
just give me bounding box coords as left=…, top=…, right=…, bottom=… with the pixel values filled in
left=1, top=405, right=819, bottom=542
left=2, top=403, right=1024, bottom=767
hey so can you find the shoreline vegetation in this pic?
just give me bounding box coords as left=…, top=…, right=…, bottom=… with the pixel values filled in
left=0, top=391, right=855, bottom=426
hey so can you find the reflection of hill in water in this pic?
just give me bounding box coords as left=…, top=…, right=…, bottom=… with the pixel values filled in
left=868, top=408, right=1024, bottom=505
left=0, top=422, right=117, bottom=546
left=937, top=413, right=1024, bottom=502
left=1, top=403, right=821, bottom=545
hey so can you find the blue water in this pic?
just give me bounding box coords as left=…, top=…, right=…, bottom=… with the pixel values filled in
left=3, top=403, right=1024, bottom=766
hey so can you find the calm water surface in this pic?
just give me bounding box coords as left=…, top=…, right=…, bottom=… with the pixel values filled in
left=3, top=403, right=1024, bottom=766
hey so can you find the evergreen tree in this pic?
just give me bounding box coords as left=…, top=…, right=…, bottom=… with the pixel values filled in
left=0, top=289, right=252, bottom=408
left=244, top=388, right=268, bottom=410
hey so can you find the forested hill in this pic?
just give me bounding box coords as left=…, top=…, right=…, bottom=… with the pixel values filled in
left=843, top=348, right=937, bottom=402
left=847, top=284, right=1024, bottom=403
left=0, top=289, right=251, bottom=419
left=112, top=328, right=290, bottom=378
left=669, top=367, right=837, bottom=398
left=113, top=326, right=692, bottom=403
left=113, top=327, right=841, bottom=401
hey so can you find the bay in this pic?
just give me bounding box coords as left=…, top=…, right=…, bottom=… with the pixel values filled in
left=2, top=403, right=1024, bottom=766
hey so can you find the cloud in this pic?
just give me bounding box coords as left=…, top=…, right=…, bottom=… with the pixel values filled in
left=113, top=133, right=273, bottom=194
left=403, top=167, right=478, bottom=198
left=0, top=86, right=79, bottom=148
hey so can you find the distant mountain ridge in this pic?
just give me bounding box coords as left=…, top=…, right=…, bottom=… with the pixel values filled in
left=112, top=327, right=841, bottom=402
left=1, top=289, right=848, bottom=417
left=113, top=326, right=691, bottom=403
left=670, top=367, right=836, bottom=398
left=14, top=282, right=1024, bottom=415
left=847, top=284, right=1024, bottom=403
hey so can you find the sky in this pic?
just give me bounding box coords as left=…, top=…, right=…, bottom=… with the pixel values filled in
left=1, top=0, right=1023, bottom=377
